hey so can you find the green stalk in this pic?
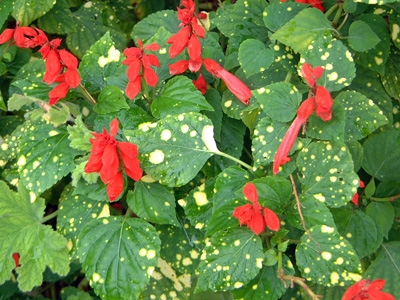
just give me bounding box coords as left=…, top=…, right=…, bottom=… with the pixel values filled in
left=332, top=3, right=344, bottom=27
left=370, top=194, right=400, bottom=202
left=41, top=210, right=59, bottom=223
left=214, top=150, right=253, bottom=171
left=324, top=3, right=338, bottom=19
left=77, top=83, right=97, bottom=105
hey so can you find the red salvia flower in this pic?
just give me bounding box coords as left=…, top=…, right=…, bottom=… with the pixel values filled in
left=85, top=118, right=143, bottom=201
left=233, top=183, right=280, bottom=235
left=273, top=97, right=315, bottom=175
left=342, top=279, right=395, bottom=300
left=351, top=180, right=365, bottom=205
left=122, top=39, right=160, bottom=100
left=13, top=253, right=20, bottom=268
left=193, top=73, right=207, bottom=95
left=0, top=22, right=47, bottom=48
left=280, top=0, right=325, bottom=12
left=301, top=63, right=324, bottom=88
left=315, top=86, right=333, bottom=121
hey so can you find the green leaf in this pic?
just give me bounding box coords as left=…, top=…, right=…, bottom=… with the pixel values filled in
left=301, top=35, right=356, bottom=92
left=306, top=102, right=346, bottom=143
left=57, top=192, right=110, bottom=257
left=263, top=2, right=308, bottom=32
left=332, top=207, right=380, bottom=258
left=296, top=141, right=359, bottom=207
left=232, top=255, right=295, bottom=300
left=180, top=178, right=215, bottom=231
left=353, top=14, right=390, bottom=75
left=206, top=166, right=249, bottom=236
left=0, top=115, right=24, bottom=138
left=151, top=76, right=214, bottom=119
left=17, top=120, right=81, bottom=195
left=271, top=8, right=333, bottom=54
left=73, top=178, right=108, bottom=202
left=196, top=228, right=264, bottom=292
left=288, top=195, right=335, bottom=230
left=0, top=181, right=70, bottom=291
left=381, top=47, right=400, bottom=100
left=362, top=129, right=400, bottom=182
left=345, top=140, right=363, bottom=172
left=78, top=32, right=128, bottom=94
left=77, top=217, right=161, bottom=300
left=128, top=113, right=215, bottom=187
left=93, top=86, right=129, bottom=114
left=253, top=82, right=301, bottom=122
left=12, top=0, right=56, bottom=26
left=348, top=20, right=380, bottom=52
left=131, top=10, right=180, bottom=43
left=66, top=3, right=127, bottom=59
left=364, top=180, right=376, bottom=198
left=48, top=103, right=70, bottom=127
left=296, top=225, right=362, bottom=287
left=264, top=249, right=278, bottom=267
left=238, top=39, right=274, bottom=77
left=302, top=284, right=346, bottom=300
left=61, top=287, right=94, bottom=300
left=0, top=90, right=5, bottom=112
left=0, top=0, right=15, bottom=28
left=354, top=0, right=398, bottom=5
left=67, top=115, right=92, bottom=152
left=37, top=0, right=76, bottom=34
left=364, top=242, right=400, bottom=299
left=202, top=89, right=223, bottom=142
left=158, top=221, right=205, bottom=276
left=127, top=180, right=179, bottom=226
left=366, top=201, right=394, bottom=240
left=389, top=10, right=400, bottom=49
left=7, top=94, right=35, bottom=111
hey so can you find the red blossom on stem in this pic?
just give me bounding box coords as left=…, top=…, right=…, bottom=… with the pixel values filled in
left=193, top=73, right=207, bottom=95
left=85, top=118, right=143, bottom=201
left=122, top=39, right=160, bottom=99
left=13, top=253, right=20, bottom=268
left=233, top=183, right=280, bottom=235
left=342, top=279, right=395, bottom=300
left=0, top=22, right=46, bottom=48
left=280, top=0, right=325, bottom=12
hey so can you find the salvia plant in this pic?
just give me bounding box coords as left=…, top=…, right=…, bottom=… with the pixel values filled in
left=0, top=0, right=399, bottom=299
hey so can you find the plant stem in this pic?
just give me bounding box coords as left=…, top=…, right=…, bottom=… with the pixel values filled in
left=41, top=210, right=59, bottom=223
left=284, top=71, right=292, bottom=83
left=336, top=13, right=349, bottom=31
left=332, top=3, right=344, bottom=27
left=143, top=81, right=151, bottom=103
left=370, top=194, right=400, bottom=202
left=51, top=284, right=57, bottom=300
left=278, top=270, right=322, bottom=300
left=77, top=83, right=97, bottom=105
left=325, top=3, right=339, bottom=18
left=215, top=151, right=253, bottom=171
left=289, top=174, right=321, bottom=253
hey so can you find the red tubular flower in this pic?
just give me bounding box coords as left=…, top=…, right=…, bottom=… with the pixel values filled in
left=122, top=39, right=160, bottom=99
left=169, top=60, right=189, bottom=75
left=85, top=119, right=143, bottom=201
left=13, top=253, right=20, bottom=268
left=233, top=183, right=280, bottom=235
left=203, top=58, right=252, bottom=105
left=49, top=81, right=70, bottom=105
left=342, top=279, right=395, bottom=300
left=193, top=73, right=207, bottom=95
left=301, top=63, right=324, bottom=87
left=315, top=86, right=333, bottom=121
left=0, top=22, right=47, bottom=48
left=273, top=97, right=315, bottom=175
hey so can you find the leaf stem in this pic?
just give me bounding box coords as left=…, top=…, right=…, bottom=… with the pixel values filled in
left=289, top=174, right=321, bottom=253
left=284, top=71, right=292, bottom=83
left=370, top=194, right=400, bottom=202
left=41, top=210, right=59, bottom=223
left=325, top=3, right=339, bottom=18
left=214, top=151, right=254, bottom=171
left=332, top=3, right=344, bottom=27
left=278, top=270, right=322, bottom=300
left=336, top=12, right=349, bottom=31
left=77, top=83, right=97, bottom=105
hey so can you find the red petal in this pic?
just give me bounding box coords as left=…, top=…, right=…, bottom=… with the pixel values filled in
left=48, top=82, right=70, bottom=105
left=273, top=116, right=303, bottom=175
left=58, top=49, right=78, bottom=69
left=147, top=54, right=160, bottom=68
left=126, top=76, right=142, bottom=100
left=64, top=68, right=81, bottom=88
left=85, top=151, right=104, bottom=173
left=360, top=180, right=365, bottom=188
left=169, top=60, right=189, bottom=75
left=127, top=60, right=142, bottom=81
left=44, top=50, right=62, bottom=84
left=13, top=253, right=20, bottom=268
left=233, top=204, right=255, bottom=226
left=300, top=63, right=315, bottom=86
left=100, top=144, right=120, bottom=184
left=193, top=73, right=207, bottom=95
left=243, top=183, right=258, bottom=203
left=39, top=44, right=50, bottom=59
left=313, top=66, right=324, bottom=79
left=137, top=38, right=143, bottom=49
left=315, top=86, right=333, bottom=121
left=189, top=56, right=202, bottom=72
left=167, top=26, right=190, bottom=58
left=192, top=20, right=205, bottom=39
left=143, top=67, right=158, bottom=87
left=107, top=171, right=124, bottom=201
left=297, top=97, right=315, bottom=122
left=247, top=211, right=266, bottom=235
left=110, top=118, right=119, bottom=137
left=218, top=68, right=252, bottom=105
left=203, top=58, right=223, bottom=77
left=0, top=29, right=14, bottom=44
left=188, top=34, right=202, bottom=61
left=145, top=43, right=160, bottom=51
left=342, top=280, right=367, bottom=300
left=351, top=193, right=359, bottom=205
left=263, top=207, right=280, bottom=231
left=123, top=47, right=141, bottom=60
left=118, top=142, right=143, bottom=181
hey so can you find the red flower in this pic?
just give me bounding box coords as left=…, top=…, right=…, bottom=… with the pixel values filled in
left=342, top=279, right=395, bottom=300
left=233, top=183, right=280, bottom=235
left=203, top=58, right=252, bottom=105
left=13, top=253, right=20, bottom=268
left=85, top=118, right=143, bottom=201
left=0, top=22, right=47, bottom=48
left=351, top=180, right=365, bottom=205
left=281, top=0, right=325, bottom=12
left=315, top=86, right=333, bottom=121
left=273, top=97, right=315, bottom=175
left=122, top=39, right=160, bottom=100
left=301, top=63, right=324, bottom=88
left=193, top=73, right=207, bottom=95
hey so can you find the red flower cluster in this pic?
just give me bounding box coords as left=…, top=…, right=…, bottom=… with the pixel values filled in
left=85, top=118, right=143, bottom=201
left=351, top=180, right=365, bottom=205
left=122, top=39, right=160, bottom=100
left=342, top=279, right=395, bottom=300
left=280, top=0, right=325, bottom=12
left=273, top=63, right=333, bottom=175
left=167, top=0, right=252, bottom=103
left=0, top=23, right=81, bottom=105
left=233, top=183, right=280, bottom=235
